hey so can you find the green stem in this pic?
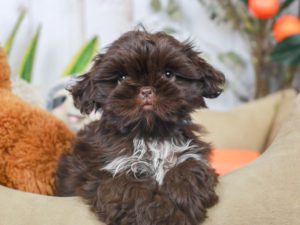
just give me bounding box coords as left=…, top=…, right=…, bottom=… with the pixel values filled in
left=253, top=20, right=271, bottom=98
left=284, top=66, right=298, bottom=88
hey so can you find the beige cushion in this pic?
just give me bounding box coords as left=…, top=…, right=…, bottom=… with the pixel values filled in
left=203, top=94, right=300, bottom=225
left=0, top=185, right=100, bottom=225
left=192, top=89, right=297, bottom=151
left=1, top=93, right=299, bottom=225
left=265, top=90, right=297, bottom=148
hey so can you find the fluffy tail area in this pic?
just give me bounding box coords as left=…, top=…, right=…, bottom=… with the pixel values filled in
left=0, top=48, right=11, bottom=90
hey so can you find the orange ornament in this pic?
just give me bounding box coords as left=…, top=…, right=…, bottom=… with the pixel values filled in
left=248, top=0, right=280, bottom=19
left=273, top=15, right=300, bottom=42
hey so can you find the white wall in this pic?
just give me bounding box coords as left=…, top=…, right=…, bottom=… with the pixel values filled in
left=0, top=0, right=133, bottom=95
left=0, top=0, right=254, bottom=109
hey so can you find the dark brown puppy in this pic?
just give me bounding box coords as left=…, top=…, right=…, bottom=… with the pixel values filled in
left=56, top=30, right=225, bottom=225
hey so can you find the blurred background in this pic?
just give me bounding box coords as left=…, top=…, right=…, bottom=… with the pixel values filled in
left=1, top=0, right=300, bottom=113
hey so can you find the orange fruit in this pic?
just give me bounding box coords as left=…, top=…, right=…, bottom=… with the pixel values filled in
left=273, top=15, right=300, bottom=41
left=248, top=0, right=280, bottom=19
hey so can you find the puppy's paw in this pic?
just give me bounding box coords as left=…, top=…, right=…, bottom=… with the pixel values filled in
left=118, top=178, right=157, bottom=225
left=161, top=160, right=218, bottom=223
left=135, top=193, right=192, bottom=225
left=94, top=175, right=157, bottom=225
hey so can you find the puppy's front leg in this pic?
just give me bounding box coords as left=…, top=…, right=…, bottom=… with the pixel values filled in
left=135, top=190, right=192, bottom=225
left=83, top=172, right=157, bottom=225
left=87, top=172, right=191, bottom=225
left=160, top=160, right=218, bottom=224
left=56, top=153, right=87, bottom=196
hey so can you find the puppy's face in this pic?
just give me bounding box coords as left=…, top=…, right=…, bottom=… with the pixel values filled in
left=70, top=31, right=225, bottom=133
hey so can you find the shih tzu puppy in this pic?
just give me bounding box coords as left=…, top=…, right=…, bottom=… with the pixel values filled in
left=56, top=30, right=225, bottom=225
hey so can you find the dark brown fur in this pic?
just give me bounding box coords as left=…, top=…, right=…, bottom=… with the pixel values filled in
left=56, top=30, right=225, bottom=225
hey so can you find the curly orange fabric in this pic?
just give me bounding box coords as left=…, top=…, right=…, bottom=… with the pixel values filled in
left=0, top=48, right=11, bottom=90
left=0, top=48, right=75, bottom=195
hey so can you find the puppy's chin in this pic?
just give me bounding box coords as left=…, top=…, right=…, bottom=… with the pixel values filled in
left=141, top=104, right=154, bottom=112
left=103, top=103, right=183, bottom=138
left=140, top=111, right=157, bottom=129
left=133, top=112, right=177, bottom=139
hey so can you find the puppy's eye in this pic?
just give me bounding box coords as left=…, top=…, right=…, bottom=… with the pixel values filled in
left=164, top=70, right=175, bottom=79
left=117, top=72, right=127, bottom=82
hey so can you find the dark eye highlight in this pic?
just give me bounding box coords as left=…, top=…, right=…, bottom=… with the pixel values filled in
left=164, top=70, right=175, bottom=79
left=117, top=72, right=127, bottom=82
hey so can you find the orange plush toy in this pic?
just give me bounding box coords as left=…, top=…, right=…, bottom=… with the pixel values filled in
left=0, top=48, right=75, bottom=195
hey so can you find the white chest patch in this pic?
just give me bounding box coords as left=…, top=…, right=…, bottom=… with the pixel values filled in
left=103, top=138, right=204, bottom=184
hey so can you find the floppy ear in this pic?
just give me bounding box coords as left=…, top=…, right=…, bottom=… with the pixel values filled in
left=68, top=54, right=104, bottom=114
left=196, top=57, right=225, bottom=98
left=183, top=44, right=225, bottom=98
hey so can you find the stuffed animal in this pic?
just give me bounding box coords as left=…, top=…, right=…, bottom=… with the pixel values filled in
left=0, top=48, right=75, bottom=195
left=46, top=78, right=100, bottom=131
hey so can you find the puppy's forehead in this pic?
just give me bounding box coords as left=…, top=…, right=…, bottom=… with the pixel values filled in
left=100, top=31, right=195, bottom=77
left=105, top=31, right=183, bottom=60
left=112, top=31, right=181, bottom=49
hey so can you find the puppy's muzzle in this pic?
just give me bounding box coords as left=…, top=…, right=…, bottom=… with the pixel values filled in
left=139, top=86, right=154, bottom=98
left=138, top=86, right=156, bottom=111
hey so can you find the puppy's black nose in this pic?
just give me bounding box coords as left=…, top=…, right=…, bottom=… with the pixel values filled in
left=139, top=86, right=154, bottom=99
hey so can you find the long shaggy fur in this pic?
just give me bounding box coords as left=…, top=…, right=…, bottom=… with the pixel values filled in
left=103, top=138, right=204, bottom=185
left=0, top=48, right=75, bottom=195
left=56, top=30, right=225, bottom=224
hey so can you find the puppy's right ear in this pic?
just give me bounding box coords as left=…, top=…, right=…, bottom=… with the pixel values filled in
left=68, top=54, right=104, bottom=114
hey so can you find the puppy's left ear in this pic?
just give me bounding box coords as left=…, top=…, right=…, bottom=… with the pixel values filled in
left=184, top=45, right=225, bottom=98
left=194, top=56, right=225, bottom=98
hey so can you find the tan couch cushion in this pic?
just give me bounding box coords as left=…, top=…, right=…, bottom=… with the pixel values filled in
left=0, top=185, right=100, bottom=225
left=265, top=90, right=297, bottom=147
left=203, top=94, right=300, bottom=225
left=192, top=89, right=297, bottom=151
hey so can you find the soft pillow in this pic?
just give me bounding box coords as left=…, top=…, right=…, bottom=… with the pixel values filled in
left=192, top=89, right=297, bottom=152
left=203, top=94, right=300, bottom=225
left=211, top=149, right=259, bottom=175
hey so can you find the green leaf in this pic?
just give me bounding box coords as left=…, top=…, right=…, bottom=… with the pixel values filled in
left=163, top=26, right=177, bottom=34
left=279, top=0, right=296, bottom=13
left=151, top=0, right=161, bottom=12
left=218, top=51, right=246, bottom=68
left=64, top=36, right=99, bottom=76
left=4, top=10, right=26, bottom=56
left=167, top=0, right=183, bottom=21
left=19, top=26, right=41, bottom=82
left=272, top=0, right=296, bottom=22
left=240, top=0, right=248, bottom=5
left=271, top=34, right=300, bottom=65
